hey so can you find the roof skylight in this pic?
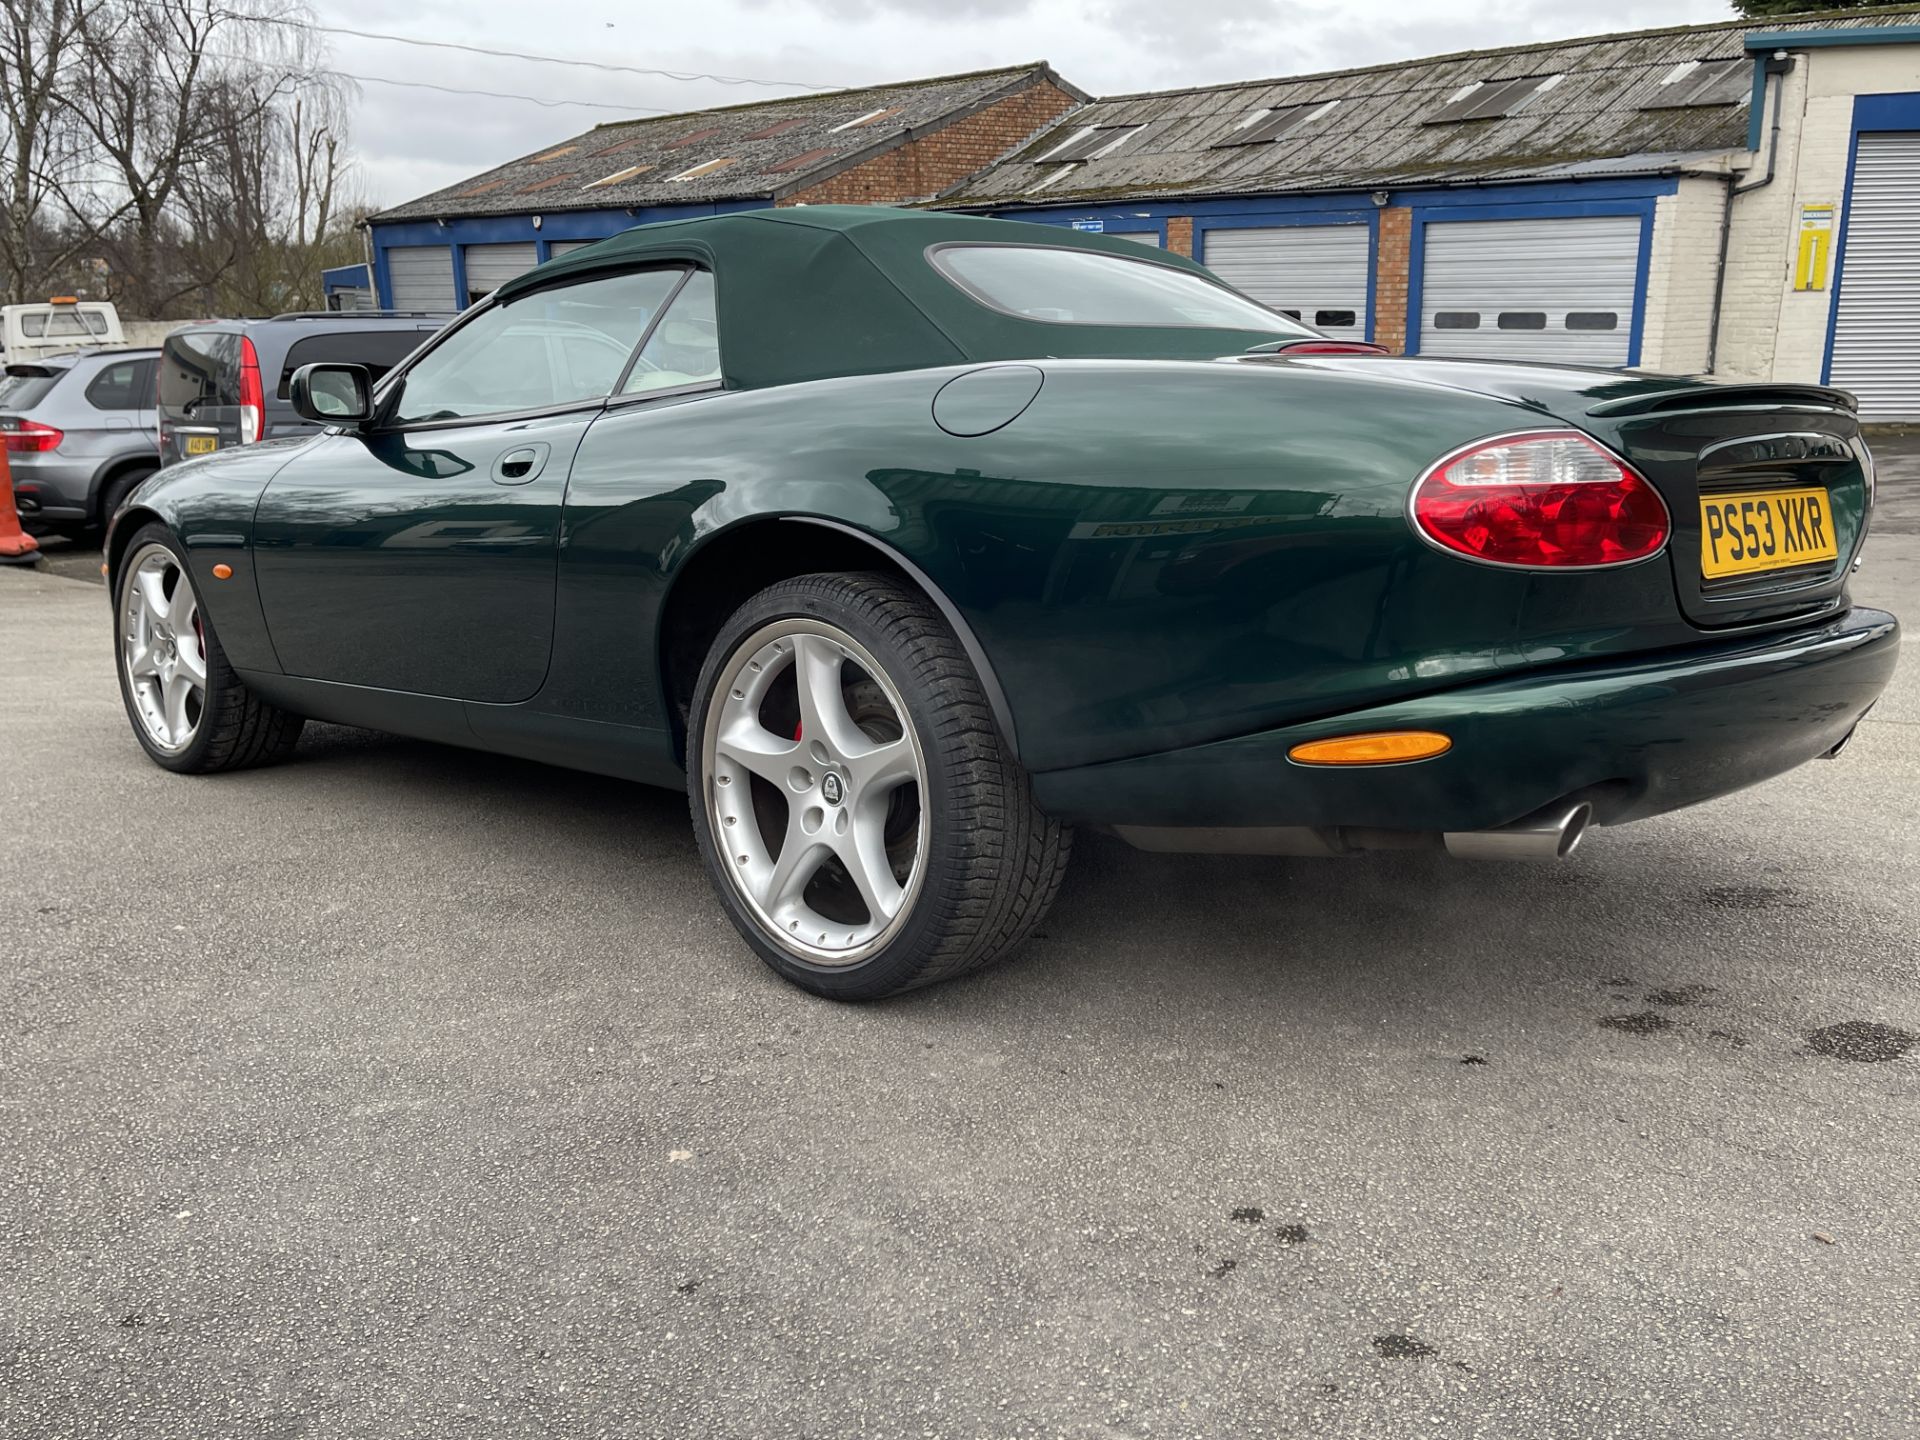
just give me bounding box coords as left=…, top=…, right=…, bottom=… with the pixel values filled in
left=1035, top=125, right=1146, bottom=164
left=666, top=157, right=738, bottom=182
left=1641, top=58, right=1751, bottom=110
left=584, top=165, right=654, bottom=189
left=1025, top=163, right=1081, bottom=194
left=1426, top=74, right=1562, bottom=124
left=1213, top=101, right=1339, bottom=148
left=830, top=107, right=903, bottom=132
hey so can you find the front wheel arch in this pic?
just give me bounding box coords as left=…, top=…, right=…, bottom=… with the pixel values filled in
left=657, top=516, right=1021, bottom=764
left=105, top=505, right=167, bottom=595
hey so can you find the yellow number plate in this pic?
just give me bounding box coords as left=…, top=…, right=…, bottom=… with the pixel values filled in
left=184, top=435, right=218, bottom=455
left=1699, top=487, right=1837, bottom=580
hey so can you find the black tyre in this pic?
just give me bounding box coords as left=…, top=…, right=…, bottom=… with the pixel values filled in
left=114, top=522, right=305, bottom=774
left=688, top=572, right=1071, bottom=1000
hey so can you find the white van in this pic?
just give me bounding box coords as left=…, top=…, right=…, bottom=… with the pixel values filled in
left=2, top=298, right=124, bottom=358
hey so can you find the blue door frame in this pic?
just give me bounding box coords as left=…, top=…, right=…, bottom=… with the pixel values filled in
left=1820, top=90, right=1920, bottom=384
left=1403, top=181, right=1674, bottom=366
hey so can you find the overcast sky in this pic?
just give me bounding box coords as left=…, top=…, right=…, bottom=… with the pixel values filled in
left=339, top=0, right=1739, bottom=209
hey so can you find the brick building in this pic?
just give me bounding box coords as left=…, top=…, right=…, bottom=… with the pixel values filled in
left=361, top=64, right=1083, bottom=315
left=939, top=7, right=1920, bottom=420
left=367, top=9, right=1920, bottom=419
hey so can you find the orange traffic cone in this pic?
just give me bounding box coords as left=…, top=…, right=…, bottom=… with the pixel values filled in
left=0, top=443, right=41, bottom=565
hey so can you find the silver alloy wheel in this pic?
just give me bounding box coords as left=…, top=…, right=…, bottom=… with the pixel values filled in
left=120, top=542, right=207, bottom=754
left=702, top=618, right=930, bottom=966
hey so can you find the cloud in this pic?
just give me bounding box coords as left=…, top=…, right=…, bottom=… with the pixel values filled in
left=334, top=0, right=1735, bottom=207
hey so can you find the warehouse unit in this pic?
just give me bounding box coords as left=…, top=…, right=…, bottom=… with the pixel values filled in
left=938, top=6, right=1920, bottom=416
left=369, top=8, right=1920, bottom=415
left=363, top=64, right=1084, bottom=313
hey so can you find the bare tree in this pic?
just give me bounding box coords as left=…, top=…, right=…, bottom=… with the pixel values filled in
left=0, top=0, right=100, bottom=301
left=175, top=66, right=358, bottom=313
left=71, top=0, right=328, bottom=314
left=0, top=0, right=358, bottom=316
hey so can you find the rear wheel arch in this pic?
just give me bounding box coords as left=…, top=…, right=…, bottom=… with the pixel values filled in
left=656, top=516, right=1020, bottom=765
left=91, top=456, right=159, bottom=523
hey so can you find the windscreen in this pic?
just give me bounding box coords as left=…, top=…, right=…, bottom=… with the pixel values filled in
left=930, top=244, right=1315, bottom=336
left=20, top=310, right=91, bottom=338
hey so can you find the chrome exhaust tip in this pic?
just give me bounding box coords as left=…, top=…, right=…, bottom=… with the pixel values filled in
left=1444, top=800, right=1593, bottom=862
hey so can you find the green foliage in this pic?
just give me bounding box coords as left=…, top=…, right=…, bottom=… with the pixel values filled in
left=1732, top=0, right=1885, bottom=16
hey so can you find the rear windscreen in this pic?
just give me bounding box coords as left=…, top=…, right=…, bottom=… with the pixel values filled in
left=159, top=331, right=240, bottom=413
left=276, top=330, right=428, bottom=399
left=0, top=368, right=65, bottom=409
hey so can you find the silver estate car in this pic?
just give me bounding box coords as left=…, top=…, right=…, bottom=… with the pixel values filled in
left=2, top=347, right=159, bottom=533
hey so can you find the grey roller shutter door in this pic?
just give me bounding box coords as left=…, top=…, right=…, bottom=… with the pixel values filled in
left=546, top=240, right=598, bottom=259
left=1827, top=133, right=1920, bottom=422
left=1107, top=231, right=1161, bottom=247
left=386, top=246, right=456, bottom=311
left=1419, top=215, right=1640, bottom=366
left=463, top=242, right=540, bottom=300
left=1202, top=225, right=1371, bottom=341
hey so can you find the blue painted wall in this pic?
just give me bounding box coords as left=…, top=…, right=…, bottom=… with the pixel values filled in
left=366, top=200, right=764, bottom=308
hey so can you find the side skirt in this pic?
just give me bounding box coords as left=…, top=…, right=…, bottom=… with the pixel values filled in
left=234, top=669, right=684, bottom=787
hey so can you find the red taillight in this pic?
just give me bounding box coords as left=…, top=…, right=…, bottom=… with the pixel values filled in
left=4, top=419, right=64, bottom=453
left=1411, top=430, right=1670, bottom=570
left=238, top=336, right=265, bottom=444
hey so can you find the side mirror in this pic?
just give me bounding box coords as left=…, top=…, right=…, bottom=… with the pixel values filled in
left=289, top=362, right=373, bottom=425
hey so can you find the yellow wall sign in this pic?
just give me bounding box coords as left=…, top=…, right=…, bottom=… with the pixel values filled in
left=1795, top=203, right=1836, bottom=291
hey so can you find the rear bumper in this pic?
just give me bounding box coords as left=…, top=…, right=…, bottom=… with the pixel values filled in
left=8, top=457, right=94, bottom=519
left=1031, top=606, right=1899, bottom=834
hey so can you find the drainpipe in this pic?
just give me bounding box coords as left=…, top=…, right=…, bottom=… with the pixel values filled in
left=1706, top=52, right=1795, bottom=375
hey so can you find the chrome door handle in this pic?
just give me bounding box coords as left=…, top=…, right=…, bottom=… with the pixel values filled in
left=491, top=444, right=549, bottom=485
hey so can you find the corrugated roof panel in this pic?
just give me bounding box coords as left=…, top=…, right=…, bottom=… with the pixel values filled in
left=939, top=8, right=1920, bottom=207
left=375, top=63, right=1077, bottom=221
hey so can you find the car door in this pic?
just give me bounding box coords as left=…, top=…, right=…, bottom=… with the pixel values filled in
left=251, top=265, right=691, bottom=704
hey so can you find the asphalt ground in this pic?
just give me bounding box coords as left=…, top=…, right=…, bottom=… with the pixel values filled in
left=3, top=443, right=1917, bottom=1438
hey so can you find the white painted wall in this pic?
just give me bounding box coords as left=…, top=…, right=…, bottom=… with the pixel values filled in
left=1713, top=44, right=1920, bottom=383
left=1639, top=176, right=1728, bottom=375
left=121, top=320, right=188, bottom=349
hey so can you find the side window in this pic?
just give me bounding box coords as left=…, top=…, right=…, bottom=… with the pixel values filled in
left=390, top=267, right=684, bottom=425
left=557, top=330, right=639, bottom=399
left=85, top=358, right=147, bottom=410
left=622, top=271, right=720, bottom=395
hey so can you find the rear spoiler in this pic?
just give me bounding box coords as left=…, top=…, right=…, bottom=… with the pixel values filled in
left=1588, top=382, right=1855, bottom=418
left=3, top=363, right=59, bottom=378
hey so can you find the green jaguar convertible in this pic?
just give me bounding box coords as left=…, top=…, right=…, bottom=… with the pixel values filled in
left=108, top=207, right=1898, bottom=998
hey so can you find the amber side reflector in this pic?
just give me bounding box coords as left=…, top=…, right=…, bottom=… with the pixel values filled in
left=212, top=563, right=233, bottom=580
left=1288, top=731, right=1452, bottom=766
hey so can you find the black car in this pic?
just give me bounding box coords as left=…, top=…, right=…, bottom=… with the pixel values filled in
left=157, top=312, right=449, bottom=466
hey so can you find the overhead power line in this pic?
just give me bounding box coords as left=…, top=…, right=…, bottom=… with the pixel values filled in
left=319, top=67, right=676, bottom=114
left=135, top=1, right=848, bottom=94
left=197, top=45, right=679, bottom=113
left=304, top=21, right=843, bottom=93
